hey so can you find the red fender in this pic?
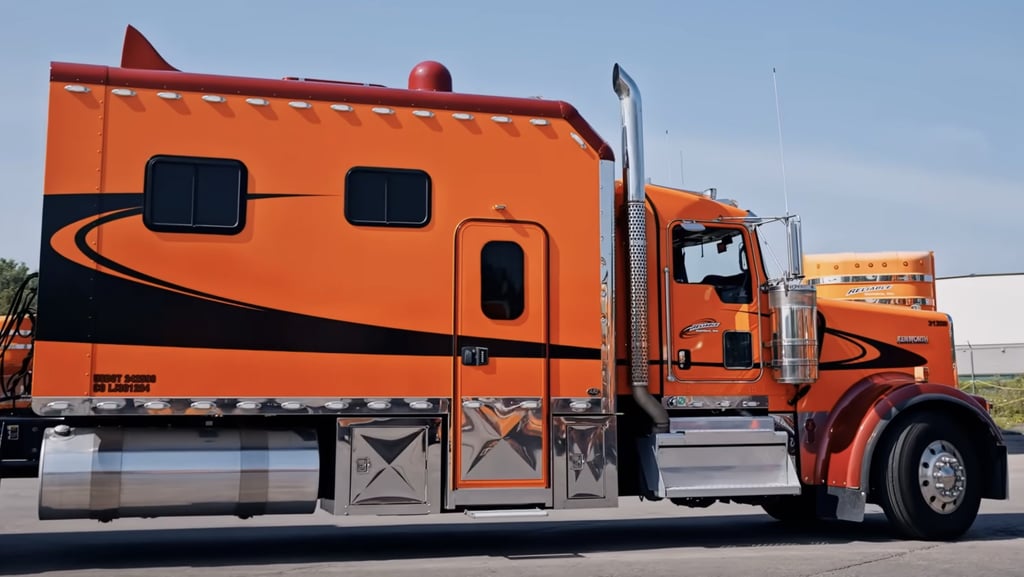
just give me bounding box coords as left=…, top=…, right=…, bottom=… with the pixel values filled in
left=812, top=372, right=1002, bottom=491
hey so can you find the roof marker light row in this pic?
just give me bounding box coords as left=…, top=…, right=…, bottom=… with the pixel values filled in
left=74, top=86, right=559, bottom=129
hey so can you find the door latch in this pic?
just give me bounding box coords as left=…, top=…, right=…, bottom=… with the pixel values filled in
left=677, top=349, right=691, bottom=370
left=461, top=346, right=490, bottom=366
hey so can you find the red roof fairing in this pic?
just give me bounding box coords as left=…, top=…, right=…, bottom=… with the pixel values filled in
left=120, top=25, right=178, bottom=71
left=51, top=26, right=613, bottom=161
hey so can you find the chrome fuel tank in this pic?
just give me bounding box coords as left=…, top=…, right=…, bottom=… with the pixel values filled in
left=38, top=427, right=319, bottom=520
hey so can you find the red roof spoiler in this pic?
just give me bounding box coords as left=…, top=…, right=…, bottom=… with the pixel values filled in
left=120, top=25, right=178, bottom=71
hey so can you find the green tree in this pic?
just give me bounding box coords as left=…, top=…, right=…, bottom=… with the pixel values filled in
left=0, top=258, right=33, bottom=315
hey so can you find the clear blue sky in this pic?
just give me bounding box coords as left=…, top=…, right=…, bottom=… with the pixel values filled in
left=2, top=0, right=1021, bottom=277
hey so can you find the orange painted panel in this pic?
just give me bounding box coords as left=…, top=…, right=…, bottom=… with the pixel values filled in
left=87, top=344, right=448, bottom=398
left=549, top=358, right=602, bottom=399
left=31, top=341, right=93, bottom=397
left=43, top=83, right=104, bottom=195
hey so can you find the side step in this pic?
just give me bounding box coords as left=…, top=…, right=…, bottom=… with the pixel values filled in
left=464, top=508, right=549, bottom=519
left=639, top=416, right=801, bottom=499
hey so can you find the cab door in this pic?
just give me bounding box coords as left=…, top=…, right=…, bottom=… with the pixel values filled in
left=454, top=221, right=549, bottom=491
left=666, top=222, right=763, bottom=382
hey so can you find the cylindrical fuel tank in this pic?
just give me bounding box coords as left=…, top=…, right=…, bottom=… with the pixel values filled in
left=38, top=427, right=319, bottom=520
left=768, top=283, right=818, bottom=384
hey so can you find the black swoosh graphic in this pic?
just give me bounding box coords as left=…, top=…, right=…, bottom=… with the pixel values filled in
left=819, top=327, right=928, bottom=371
left=37, top=193, right=600, bottom=361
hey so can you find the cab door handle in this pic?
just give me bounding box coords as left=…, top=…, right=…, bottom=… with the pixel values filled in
left=461, top=346, right=490, bottom=366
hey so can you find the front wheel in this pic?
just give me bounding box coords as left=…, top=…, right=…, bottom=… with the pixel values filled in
left=874, top=413, right=982, bottom=540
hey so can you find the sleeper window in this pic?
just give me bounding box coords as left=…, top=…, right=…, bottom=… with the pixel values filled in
left=480, top=241, right=524, bottom=320
left=346, top=167, right=431, bottom=227
left=144, top=156, right=247, bottom=234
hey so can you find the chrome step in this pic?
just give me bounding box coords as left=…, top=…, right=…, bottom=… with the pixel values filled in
left=641, top=416, right=801, bottom=499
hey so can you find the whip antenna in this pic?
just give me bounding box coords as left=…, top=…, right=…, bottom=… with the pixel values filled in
left=772, top=67, right=789, bottom=216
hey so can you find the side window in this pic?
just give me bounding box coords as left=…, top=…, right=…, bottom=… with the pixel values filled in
left=345, top=167, right=431, bottom=227
left=144, top=156, right=247, bottom=234
left=672, top=225, right=752, bottom=304
left=480, top=241, right=524, bottom=320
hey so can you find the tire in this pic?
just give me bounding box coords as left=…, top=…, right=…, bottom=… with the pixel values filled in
left=761, top=492, right=818, bottom=524
left=874, top=413, right=982, bottom=541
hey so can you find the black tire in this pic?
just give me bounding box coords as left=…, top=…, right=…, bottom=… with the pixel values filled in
left=761, top=492, right=818, bottom=524
left=874, top=412, right=982, bottom=541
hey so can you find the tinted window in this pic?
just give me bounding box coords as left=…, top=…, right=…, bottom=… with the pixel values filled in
left=481, top=241, right=524, bottom=320
left=672, top=225, right=752, bottom=304
left=144, top=156, right=246, bottom=234
left=346, top=167, right=430, bottom=227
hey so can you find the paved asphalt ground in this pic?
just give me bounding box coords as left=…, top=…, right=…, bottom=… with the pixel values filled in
left=1, top=433, right=1022, bottom=577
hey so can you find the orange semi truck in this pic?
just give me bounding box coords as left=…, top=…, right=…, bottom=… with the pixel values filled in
left=0, top=26, right=1006, bottom=541
left=803, top=251, right=937, bottom=310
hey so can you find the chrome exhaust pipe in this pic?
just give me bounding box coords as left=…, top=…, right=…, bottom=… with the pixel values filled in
left=613, top=64, right=668, bottom=433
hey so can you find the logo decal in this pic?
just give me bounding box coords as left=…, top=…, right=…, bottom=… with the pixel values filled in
left=896, top=336, right=929, bottom=344
left=846, top=284, right=893, bottom=296
left=681, top=319, right=720, bottom=337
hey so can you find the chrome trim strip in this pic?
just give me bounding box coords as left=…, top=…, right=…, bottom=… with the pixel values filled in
left=32, top=397, right=450, bottom=417
left=807, top=273, right=934, bottom=285
left=599, top=159, right=616, bottom=409
left=664, top=266, right=676, bottom=382
left=663, top=395, right=770, bottom=410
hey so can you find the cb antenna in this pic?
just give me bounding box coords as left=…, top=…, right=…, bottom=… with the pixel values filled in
left=772, top=67, right=789, bottom=216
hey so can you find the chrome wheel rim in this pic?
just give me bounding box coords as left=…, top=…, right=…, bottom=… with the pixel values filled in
left=918, top=439, right=966, bottom=514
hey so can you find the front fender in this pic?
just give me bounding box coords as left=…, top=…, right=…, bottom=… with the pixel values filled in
left=813, top=373, right=1005, bottom=496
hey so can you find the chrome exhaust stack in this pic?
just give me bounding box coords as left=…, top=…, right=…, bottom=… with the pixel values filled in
left=613, top=64, right=668, bottom=433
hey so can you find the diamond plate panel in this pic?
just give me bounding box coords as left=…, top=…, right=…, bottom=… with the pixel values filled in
left=350, top=426, right=427, bottom=505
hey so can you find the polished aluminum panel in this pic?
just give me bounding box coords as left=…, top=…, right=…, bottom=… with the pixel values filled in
left=460, top=398, right=544, bottom=482
left=326, top=417, right=442, bottom=515
left=351, top=427, right=427, bottom=506
left=32, top=397, right=449, bottom=417
left=38, top=427, right=319, bottom=520
left=553, top=416, right=617, bottom=509
left=639, top=416, right=800, bottom=499
left=768, top=283, right=818, bottom=384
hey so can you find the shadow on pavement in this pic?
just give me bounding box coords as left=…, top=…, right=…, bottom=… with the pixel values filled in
left=1, top=511, right=1022, bottom=575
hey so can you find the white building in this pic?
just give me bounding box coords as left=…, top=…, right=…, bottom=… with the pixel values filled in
left=935, top=273, right=1024, bottom=378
